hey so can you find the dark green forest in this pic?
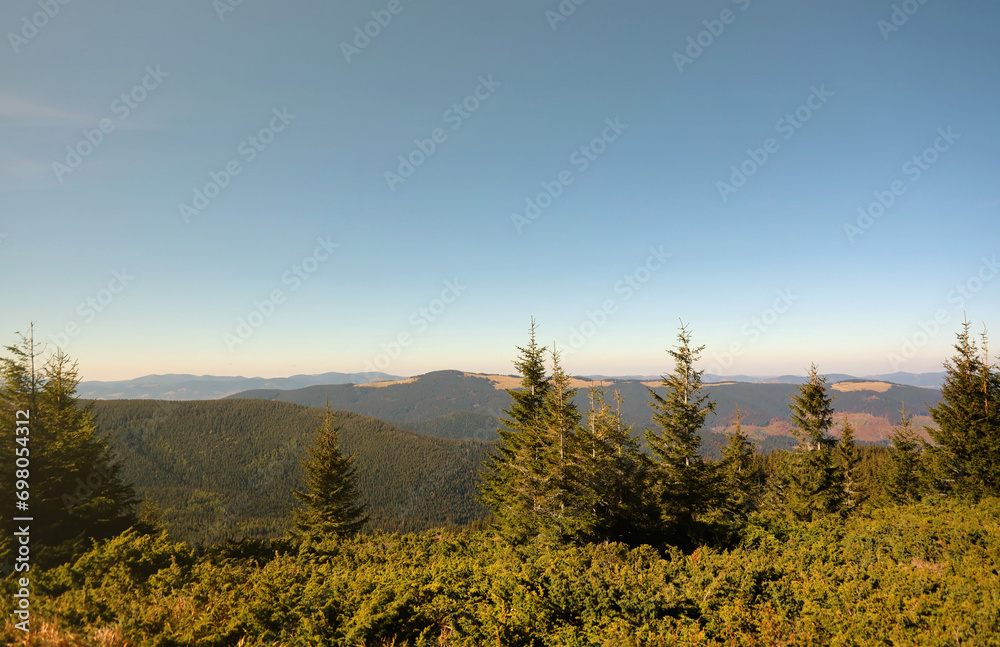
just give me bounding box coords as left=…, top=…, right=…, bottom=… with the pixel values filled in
left=2, top=320, right=999, bottom=646
left=88, top=399, right=489, bottom=544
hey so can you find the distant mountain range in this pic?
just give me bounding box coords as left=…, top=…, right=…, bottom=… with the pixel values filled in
left=78, top=371, right=402, bottom=400
left=80, top=369, right=947, bottom=400
left=225, top=370, right=941, bottom=448
left=703, top=372, right=946, bottom=388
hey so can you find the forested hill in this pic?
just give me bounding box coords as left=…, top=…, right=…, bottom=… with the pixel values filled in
left=230, top=370, right=512, bottom=423
left=89, top=398, right=489, bottom=546
left=228, top=370, right=941, bottom=446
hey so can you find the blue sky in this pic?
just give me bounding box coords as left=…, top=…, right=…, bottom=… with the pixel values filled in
left=1, top=0, right=998, bottom=381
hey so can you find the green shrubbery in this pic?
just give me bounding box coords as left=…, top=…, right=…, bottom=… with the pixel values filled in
left=4, top=498, right=999, bottom=646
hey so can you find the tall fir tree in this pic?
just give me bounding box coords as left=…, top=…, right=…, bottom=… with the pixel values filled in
left=926, top=321, right=1000, bottom=498
left=0, top=328, right=140, bottom=569
left=581, top=386, right=657, bottom=545
left=720, top=408, right=761, bottom=522
left=534, top=348, right=588, bottom=541
left=836, top=420, right=863, bottom=512
left=645, top=322, right=718, bottom=544
left=291, top=404, right=367, bottom=539
left=478, top=319, right=552, bottom=540
left=785, top=364, right=843, bottom=521
left=886, top=404, right=926, bottom=504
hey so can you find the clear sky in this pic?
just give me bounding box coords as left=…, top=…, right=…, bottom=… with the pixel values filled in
left=1, top=1, right=997, bottom=381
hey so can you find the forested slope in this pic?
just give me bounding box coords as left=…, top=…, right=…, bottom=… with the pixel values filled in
left=89, top=399, right=489, bottom=546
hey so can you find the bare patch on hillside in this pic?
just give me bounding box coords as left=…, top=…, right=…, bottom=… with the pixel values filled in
left=832, top=381, right=893, bottom=393
left=712, top=412, right=934, bottom=443
left=357, top=377, right=419, bottom=388
left=465, top=373, right=596, bottom=390
left=642, top=380, right=737, bottom=388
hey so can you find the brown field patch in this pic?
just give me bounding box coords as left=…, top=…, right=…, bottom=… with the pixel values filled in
left=465, top=373, right=597, bottom=390
left=831, top=381, right=893, bottom=393
left=356, top=377, right=419, bottom=388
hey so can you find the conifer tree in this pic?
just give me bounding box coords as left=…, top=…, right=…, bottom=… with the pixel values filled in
left=581, top=386, right=656, bottom=545
left=478, top=319, right=552, bottom=540
left=0, top=328, right=140, bottom=568
left=926, top=321, right=1000, bottom=498
left=291, top=404, right=367, bottom=539
left=645, top=322, right=718, bottom=542
left=720, top=408, right=760, bottom=521
left=837, top=420, right=863, bottom=511
left=886, top=404, right=926, bottom=504
left=785, top=365, right=842, bottom=521
left=534, top=348, right=587, bottom=540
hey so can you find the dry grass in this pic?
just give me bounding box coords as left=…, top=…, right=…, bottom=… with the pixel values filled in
left=2, top=620, right=131, bottom=647
left=356, top=377, right=419, bottom=388
left=831, top=381, right=893, bottom=393
left=466, top=373, right=596, bottom=390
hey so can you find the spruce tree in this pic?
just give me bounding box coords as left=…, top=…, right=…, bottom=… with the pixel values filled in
left=0, top=329, right=140, bottom=569
left=645, top=322, right=718, bottom=543
left=720, top=408, right=760, bottom=521
left=837, top=420, right=863, bottom=511
left=478, top=319, right=552, bottom=540
left=926, top=321, right=1000, bottom=498
left=886, top=404, right=926, bottom=504
left=534, top=348, right=587, bottom=541
left=291, top=405, right=367, bottom=539
left=785, top=365, right=842, bottom=521
left=581, top=386, right=656, bottom=545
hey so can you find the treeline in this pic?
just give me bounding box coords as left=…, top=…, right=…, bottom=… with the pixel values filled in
left=479, top=319, right=1000, bottom=549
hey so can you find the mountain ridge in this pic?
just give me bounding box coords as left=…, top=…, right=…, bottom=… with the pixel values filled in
left=80, top=369, right=947, bottom=400
left=224, top=370, right=940, bottom=447
left=78, top=371, right=403, bottom=400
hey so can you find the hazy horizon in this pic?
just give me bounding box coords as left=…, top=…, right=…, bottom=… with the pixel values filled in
left=73, top=365, right=947, bottom=386
left=3, top=2, right=997, bottom=383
